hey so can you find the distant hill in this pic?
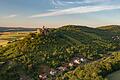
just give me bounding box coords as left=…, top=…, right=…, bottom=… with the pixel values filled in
left=0, top=27, right=36, bottom=32
left=0, top=25, right=120, bottom=80
left=98, top=25, right=120, bottom=33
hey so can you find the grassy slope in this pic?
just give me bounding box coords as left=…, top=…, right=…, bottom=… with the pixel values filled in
left=107, top=70, right=120, bottom=80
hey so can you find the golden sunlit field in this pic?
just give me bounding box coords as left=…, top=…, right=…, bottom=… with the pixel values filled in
left=0, top=32, right=31, bottom=46
left=0, top=40, right=8, bottom=46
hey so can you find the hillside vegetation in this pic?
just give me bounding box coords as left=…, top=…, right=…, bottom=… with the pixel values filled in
left=62, top=51, right=120, bottom=80
left=98, top=25, right=120, bottom=34
left=0, top=25, right=120, bottom=80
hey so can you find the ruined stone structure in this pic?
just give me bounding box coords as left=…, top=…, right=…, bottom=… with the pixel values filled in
left=37, top=26, right=48, bottom=35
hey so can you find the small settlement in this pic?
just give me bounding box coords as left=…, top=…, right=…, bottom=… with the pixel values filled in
left=38, top=55, right=89, bottom=80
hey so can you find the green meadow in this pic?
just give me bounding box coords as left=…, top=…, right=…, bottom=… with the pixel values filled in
left=107, top=70, right=120, bottom=80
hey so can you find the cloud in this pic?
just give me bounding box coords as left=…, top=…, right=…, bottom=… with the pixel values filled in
left=80, top=0, right=111, bottom=4
left=50, top=0, right=111, bottom=7
left=4, top=14, right=17, bottom=18
left=50, top=0, right=64, bottom=6
left=29, top=5, right=120, bottom=18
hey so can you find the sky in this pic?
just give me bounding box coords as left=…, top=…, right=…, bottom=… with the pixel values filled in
left=0, top=0, right=120, bottom=28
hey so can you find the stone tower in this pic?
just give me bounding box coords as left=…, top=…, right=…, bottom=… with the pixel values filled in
left=36, top=26, right=48, bottom=35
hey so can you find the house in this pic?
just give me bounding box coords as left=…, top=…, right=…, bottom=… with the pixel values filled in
left=57, top=66, right=67, bottom=71
left=49, top=69, right=57, bottom=76
left=74, top=59, right=80, bottom=64
left=72, top=57, right=80, bottom=64
left=69, top=63, right=74, bottom=67
left=31, top=37, right=34, bottom=40
left=80, top=58, right=84, bottom=62
left=39, top=74, right=47, bottom=80
left=39, top=65, right=50, bottom=78
left=112, top=35, right=120, bottom=40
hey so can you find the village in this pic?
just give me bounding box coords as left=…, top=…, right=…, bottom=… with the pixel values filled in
left=38, top=51, right=93, bottom=80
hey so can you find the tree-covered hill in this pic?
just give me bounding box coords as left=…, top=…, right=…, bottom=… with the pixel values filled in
left=0, top=25, right=120, bottom=80
left=98, top=25, right=120, bottom=34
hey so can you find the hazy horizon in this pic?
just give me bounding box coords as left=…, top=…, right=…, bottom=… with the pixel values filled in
left=0, top=0, right=120, bottom=28
left=1, top=24, right=120, bottom=28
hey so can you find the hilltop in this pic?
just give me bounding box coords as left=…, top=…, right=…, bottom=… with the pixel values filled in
left=0, top=25, right=120, bottom=80
left=98, top=25, right=120, bottom=33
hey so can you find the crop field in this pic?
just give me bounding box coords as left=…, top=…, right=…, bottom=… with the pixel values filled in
left=0, top=32, right=31, bottom=46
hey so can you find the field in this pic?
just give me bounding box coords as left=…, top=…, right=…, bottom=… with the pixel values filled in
left=0, top=40, right=9, bottom=46
left=107, top=70, right=120, bottom=80
left=0, top=32, right=32, bottom=46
